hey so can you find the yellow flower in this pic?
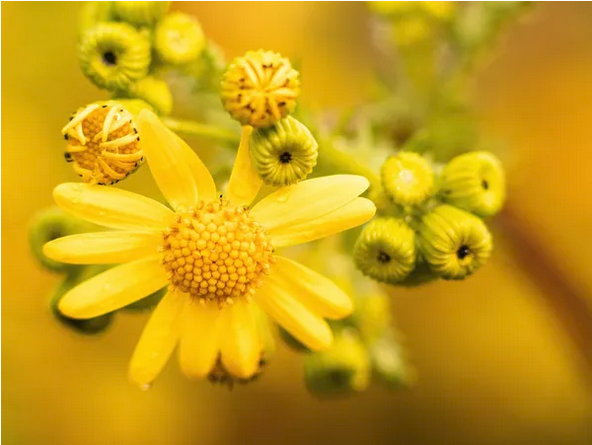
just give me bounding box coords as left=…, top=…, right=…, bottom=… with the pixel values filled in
left=220, top=50, right=300, bottom=128
left=418, top=205, right=492, bottom=280
left=44, top=110, right=375, bottom=387
left=62, top=101, right=145, bottom=185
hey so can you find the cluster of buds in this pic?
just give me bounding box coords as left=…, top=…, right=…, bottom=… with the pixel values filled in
left=355, top=150, right=505, bottom=284
left=221, top=49, right=319, bottom=188
left=77, top=1, right=209, bottom=115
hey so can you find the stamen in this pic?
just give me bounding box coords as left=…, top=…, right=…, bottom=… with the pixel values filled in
left=99, top=133, right=139, bottom=148
left=61, top=103, right=100, bottom=134
left=101, top=150, right=144, bottom=162
left=102, top=106, right=122, bottom=142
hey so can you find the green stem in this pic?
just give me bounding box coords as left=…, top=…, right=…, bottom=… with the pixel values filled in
left=163, top=117, right=239, bottom=144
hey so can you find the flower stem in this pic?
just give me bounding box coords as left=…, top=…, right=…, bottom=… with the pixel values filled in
left=163, top=117, right=239, bottom=144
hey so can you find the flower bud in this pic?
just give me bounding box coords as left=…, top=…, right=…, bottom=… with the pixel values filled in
left=354, top=217, right=416, bottom=284
left=29, top=207, right=91, bottom=274
left=438, top=151, right=506, bottom=217
left=154, top=12, right=205, bottom=65
left=78, top=1, right=114, bottom=36
left=397, top=261, right=438, bottom=287
left=304, top=329, right=370, bottom=396
left=221, top=49, right=300, bottom=128
left=381, top=151, right=434, bottom=206
left=250, top=116, right=318, bottom=186
left=369, top=329, right=415, bottom=389
left=112, top=1, right=170, bottom=26
left=61, top=101, right=144, bottom=185
left=78, top=22, right=151, bottom=91
left=418, top=205, right=493, bottom=280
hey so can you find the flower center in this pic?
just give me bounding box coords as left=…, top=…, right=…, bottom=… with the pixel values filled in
left=279, top=151, right=292, bottom=164
left=102, top=50, right=118, bottom=66
left=161, top=199, right=274, bottom=307
left=456, top=245, right=471, bottom=260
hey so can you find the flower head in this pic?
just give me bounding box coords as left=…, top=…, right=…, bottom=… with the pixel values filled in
left=44, top=110, right=375, bottom=386
left=438, top=151, right=506, bottom=217
left=380, top=151, right=434, bottom=206
left=250, top=116, right=318, bottom=186
left=61, top=101, right=145, bottom=185
left=418, top=205, right=492, bottom=280
left=112, top=1, right=170, bottom=26
left=78, top=22, right=151, bottom=91
left=154, top=12, right=205, bottom=66
left=221, top=50, right=300, bottom=128
left=354, top=217, right=416, bottom=284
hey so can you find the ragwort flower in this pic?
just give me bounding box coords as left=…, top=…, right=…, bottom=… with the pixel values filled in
left=44, top=110, right=375, bottom=387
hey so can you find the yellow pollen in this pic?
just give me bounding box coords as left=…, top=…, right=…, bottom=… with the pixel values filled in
left=62, top=102, right=144, bottom=185
left=161, top=199, right=275, bottom=308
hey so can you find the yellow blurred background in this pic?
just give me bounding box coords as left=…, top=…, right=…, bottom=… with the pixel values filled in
left=3, top=2, right=592, bottom=444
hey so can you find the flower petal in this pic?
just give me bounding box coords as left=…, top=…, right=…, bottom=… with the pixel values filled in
left=54, top=183, right=174, bottom=231
left=250, top=175, right=370, bottom=230
left=137, top=109, right=198, bottom=210
left=169, top=130, right=218, bottom=202
left=272, top=256, right=353, bottom=319
left=226, top=126, right=263, bottom=205
left=129, top=290, right=185, bottom=388
left=270, top=197, right=376, bottom=247
left=254, top=278, right=333, bottom=351
left=58, top=255, right=168, bottom=319
left=43, top=231, right=161, bottom=264
left=179, top=300, right=221, bottom=379
left=219, top=300, right=261, bottom=378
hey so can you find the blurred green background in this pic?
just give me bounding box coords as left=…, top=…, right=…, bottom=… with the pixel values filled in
left=3, top=2, right=592, bottom=444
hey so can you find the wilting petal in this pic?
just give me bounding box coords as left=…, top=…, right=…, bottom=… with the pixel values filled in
left=270, top=197, right=375, bottom=247
left=53, top=183, right=174, bottom=231
left=58, top=255, right=168, bottom=319
left=137, top=110, right=198, bottom=211
left=250, top=175, right=370, bottom=230
left=129, top=290, right=185, bottom=388
left=179, top=301, right=221, bottom=379
left=254, top=279, right=333, bottom=351
left=43, top=231, right=161, bottom=264
left=272, top=256, right=353, bottom=319
left=219, top=300, right=261, bottom=378
left=226, top=126, right=263, bottom=205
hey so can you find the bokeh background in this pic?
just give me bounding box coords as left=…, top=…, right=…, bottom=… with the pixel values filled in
left=3, top=2, right=592, bottom=444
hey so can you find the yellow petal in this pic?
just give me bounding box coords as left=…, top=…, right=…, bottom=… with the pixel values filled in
left=54, top=183, right=174, bottom=231
left=179, top=300, right=221, bottom=379
left=219, top=300, right=261, bottom=379
left=250, top=175, right=370, bottom=230
left=255, top=279, right=333, bottom=351
left=129, top=290, right=185, bottom=388
left=272, top=256, right=354, bottom=319
left=58, top=255, right=168, bottom=319
left=137, top=109, right=198, bottom=211
left=271, top=197, right=376, bottom=247
left=43, top=231, right=161, bottom=264
left=226, top=126, right=262, bottom=205
left=169, top=129, right=218, bottom=202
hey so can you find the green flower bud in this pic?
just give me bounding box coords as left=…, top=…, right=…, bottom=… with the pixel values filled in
left=154, top=12, right=205, bottom=66
left=29, top=207, right=91, bottom=274
left=381, top=151, right=434, bottom=206
left=349, top=292, right=391, bottom=344
left=78, top=2, right=114, bottom=36
left=369, top=329, right=415, bottom=389
left=250, top=116, right=318, bottom=186
left=78, top=22, right=151, bottom=91
left=50, top=267, right=114, bottom=335
left=61, top=101, right=144, bottom=185
left=304, top=329, right=370, bottom=396
left=127, top=76, right=173, bottom=116
left=418, top=205, right=492, bottom=280
left=354, top=217, right=416, bottom=284
left=112, top=1, right=170, bottom=26
left=221, top=49, right=300, bottom=128
left=438, top=151, right=506, bottom=217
